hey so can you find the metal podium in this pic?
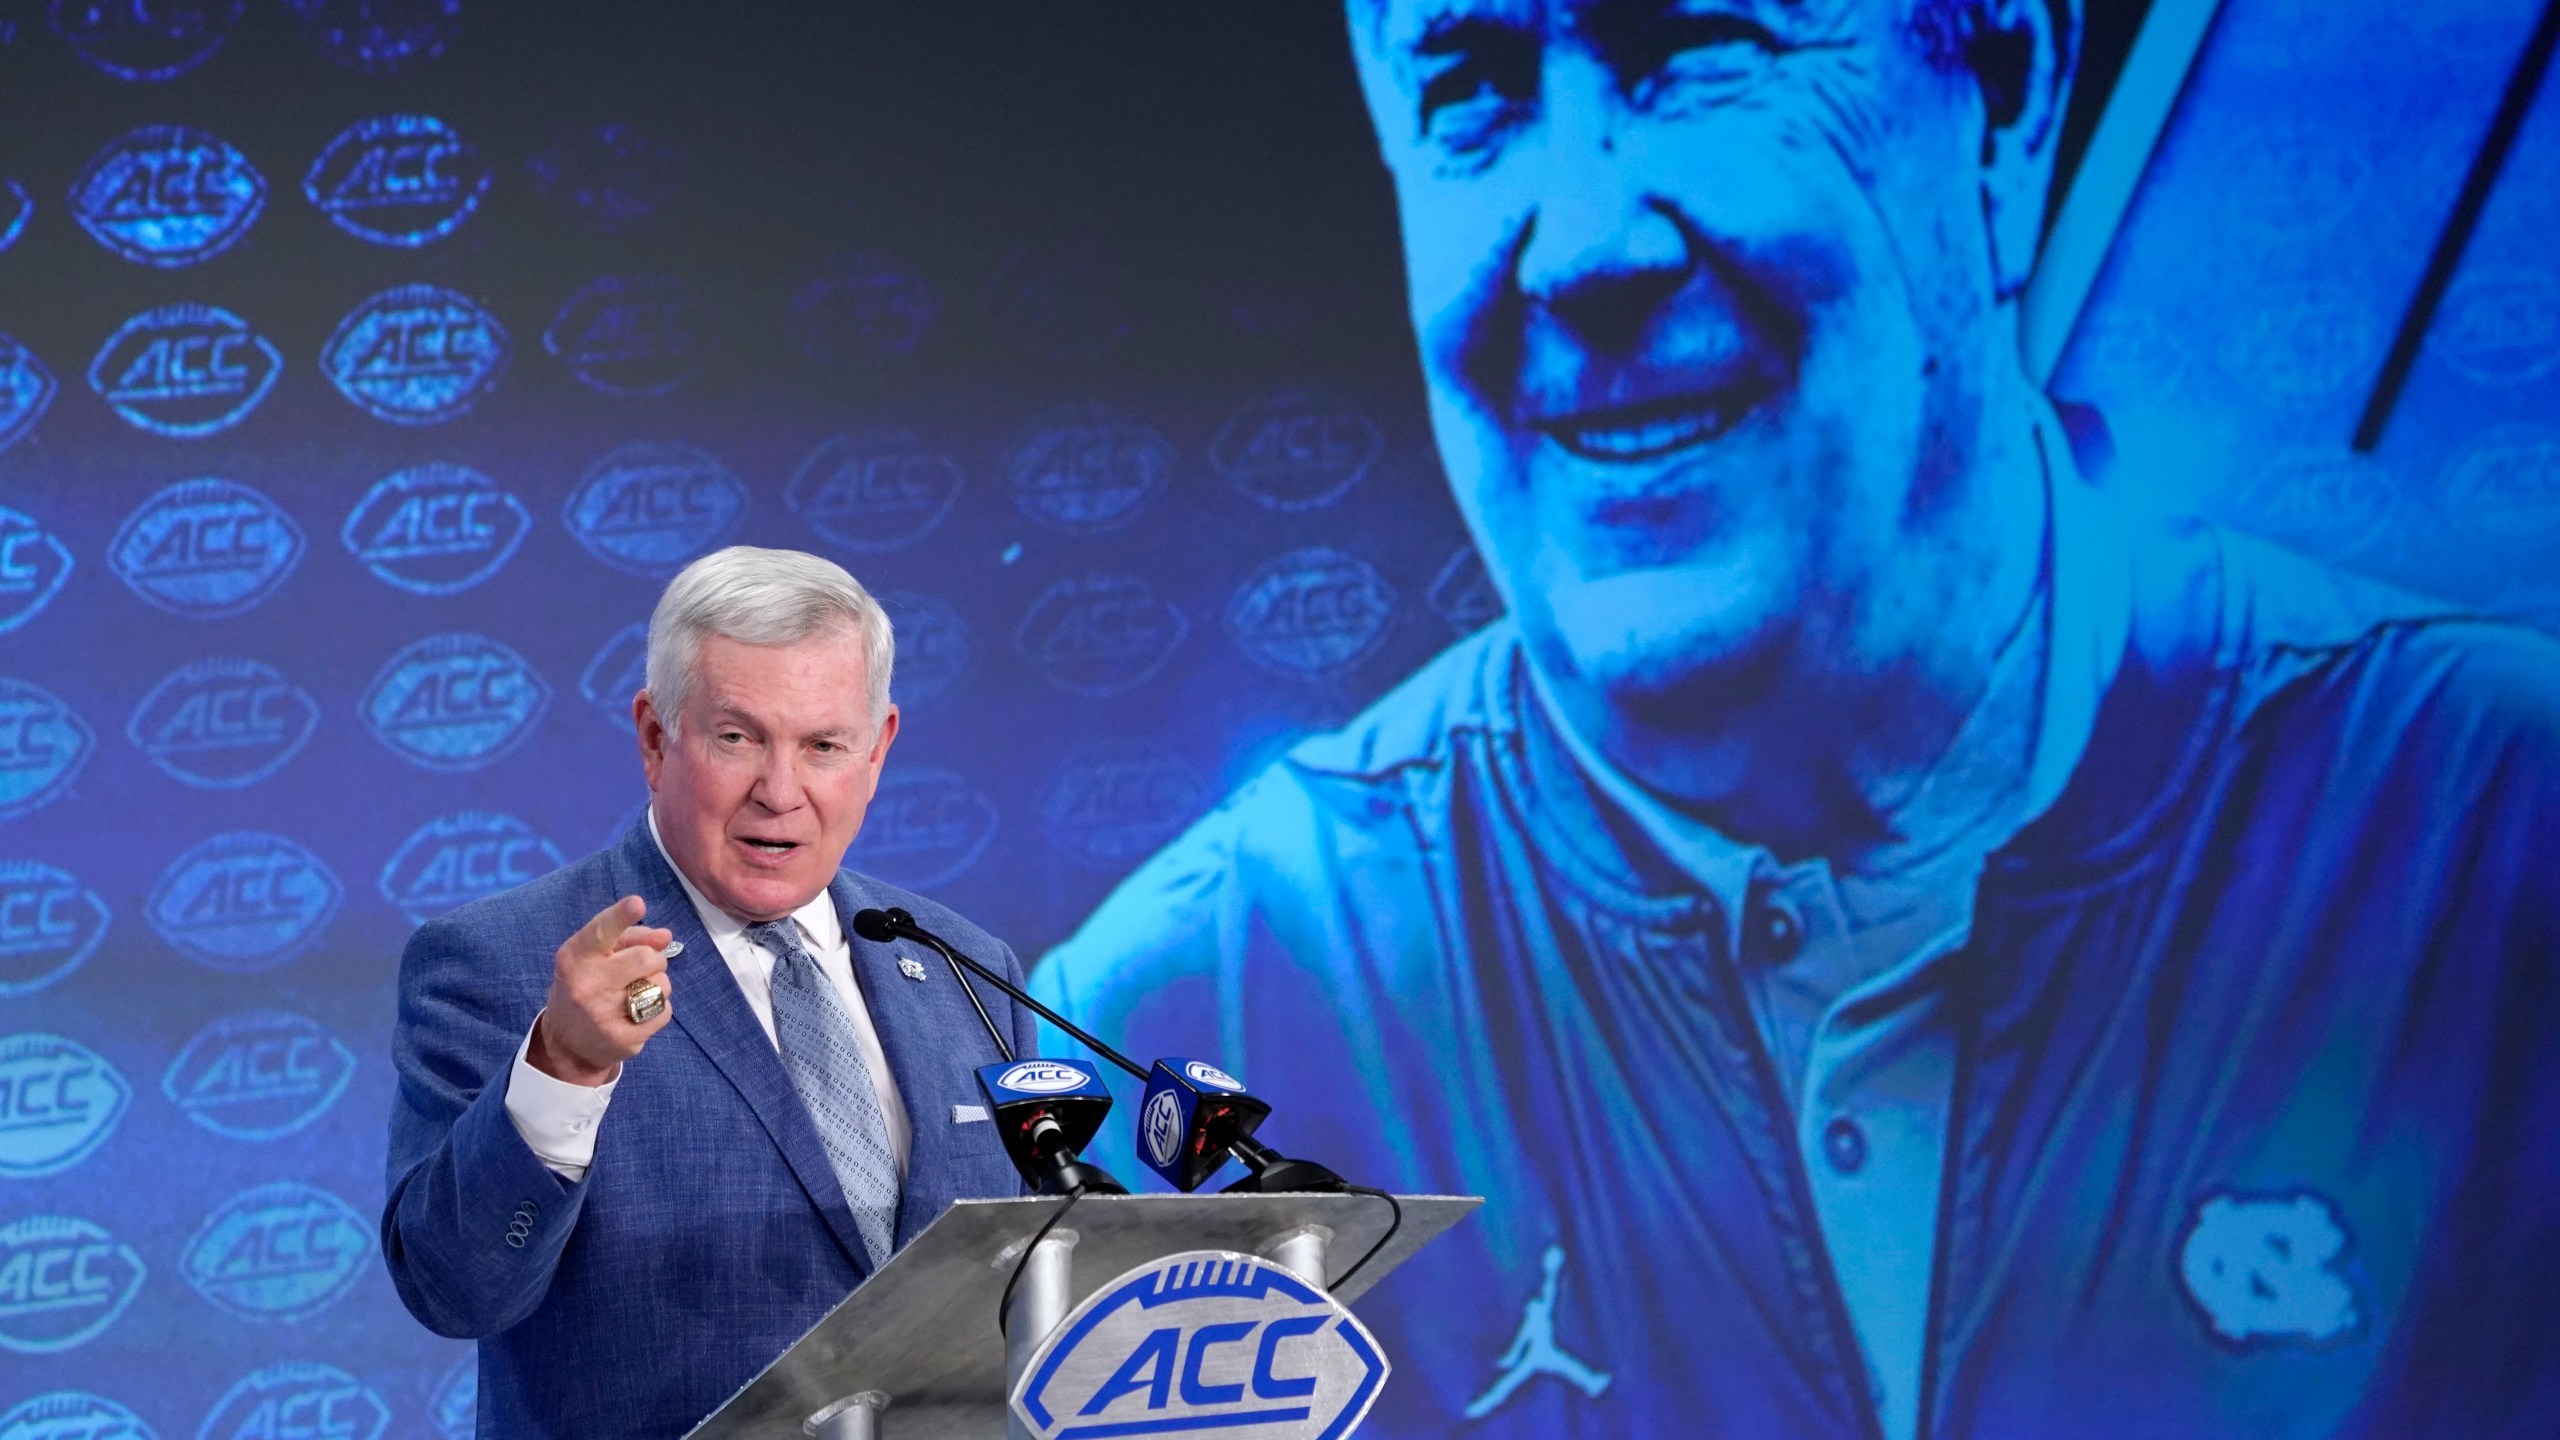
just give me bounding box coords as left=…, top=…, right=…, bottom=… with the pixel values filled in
left=686, top=1191, right=1478, bottom=1440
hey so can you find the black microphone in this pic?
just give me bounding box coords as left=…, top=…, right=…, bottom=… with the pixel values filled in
left=852, top=906, right=1125, bottom=1196
left=852, top=906, right=1350, bottom=1195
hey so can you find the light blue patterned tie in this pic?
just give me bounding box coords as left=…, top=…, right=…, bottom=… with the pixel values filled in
left=748, top=919, right=899, bottom=1268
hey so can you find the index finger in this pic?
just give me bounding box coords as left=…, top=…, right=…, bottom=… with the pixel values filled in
left=573, top=896, right=647, bottom=956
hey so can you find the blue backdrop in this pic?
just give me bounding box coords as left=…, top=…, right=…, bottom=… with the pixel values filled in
left=2, top=1, right=2556, bottom=1436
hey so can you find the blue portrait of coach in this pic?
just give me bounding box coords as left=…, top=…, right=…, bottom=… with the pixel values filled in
left=1037, top=2, right=2560, bottom=1437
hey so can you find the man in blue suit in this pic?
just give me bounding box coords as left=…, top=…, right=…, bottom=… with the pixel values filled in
left=384, top=546, right=1035, bottom=1438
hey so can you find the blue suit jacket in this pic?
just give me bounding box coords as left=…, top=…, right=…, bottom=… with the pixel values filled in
left=383, top=821, right=1036, bottom=1438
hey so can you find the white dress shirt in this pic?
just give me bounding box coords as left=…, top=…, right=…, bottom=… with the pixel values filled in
left=503, top=810, right=912, bottom=1183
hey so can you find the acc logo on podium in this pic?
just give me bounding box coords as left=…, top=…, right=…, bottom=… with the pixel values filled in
left=379, top=812, right=564, bottom=924
left=0, top=1216, right=146, bottom=1354
left=323, top=283, right=509, bottom=424
left=182, top=1182, right=372, bottom=1322
left=70, top=125, right=264, bottom=266
left=0, top=863, right=111, bottom=998
left=128, top=658, right=318, bottom=788
left=199, top=1362, right=389, bottom=1440
left=362, top=633, right=550, bottom=770
left=0, top=1390, right=155, bottom=1440
left=164, top=1010, right=356, bottom=1141
left=305, top=115, right=491, bottom=247
left=0, top=1035, right=129, bottom=1178
left=89, top=305, right=281, bottom=437
left=147, top=832, right=341, bottom=973
left=564, top=442, right=746, bottom=575
left=112, top=478, right=303, bottom=618
left=342, top=463, right=530, bottom=595
left=1014, top=1252, right=1386, bottom=1440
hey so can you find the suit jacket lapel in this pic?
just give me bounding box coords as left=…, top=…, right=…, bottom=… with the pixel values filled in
left=615, top=824, right=872, bottom=1272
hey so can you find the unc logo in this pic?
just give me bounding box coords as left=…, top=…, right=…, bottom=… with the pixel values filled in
left=0, top=862, right=111, bottom=998
left=562, top=441, right=746, bottom=576
left=284, top=0, right=459, bottom=73
left=128, top=658, right=318, bottom=789
left=1210, top=389, right=1383, bottom=512
left=51, top=0, right=244, bottom=82
left=844, top=767, right=996, bottom=890
left=428, top=1354, right=474, bottom=1440
left=341, top=463, right=529, bottom=595
left=1141, top=1089, right=1183, bottom=1168
left=1183, top=1062, right=1243, bottom=1093
left=789, top=251, right=939, bottom=364
left=525, top=121, right=684, bottom=232
left=89, top=304, right=281, bottom=436
left=197, top=1362, right=390, bottom=1440
left=997, top=1061, right=1092, bottom=1096
left=2442, top=426, right=2560, bottom=550
left=1039, top=749, right=1205, bottom=872
left=543, top=276, right=717, bottom=397
left=0, top=508, right=73, bottom=635
left=147, top=832, right=342, bottom=973
left=323, top=283, right=509, bottom=424
left=362, top=633, right=550, bottom=771
left=0, top=1389, right=158, bottom=1440
left=69, top=125, right=264, bottom=267
left=0, top=179, right=28, bottom=254
left=1427, top=546, right=1504, bottom=633
left=1228, top=547, right=1398, bottom=678
left=2437, top=270, right=2560, bottom=386
left=304, top=114, right=491, bottom=248
left=181, top=1182, right=372, bottom=1323
left=0, top=680, right=91, bottom=819
left=0, top=1216, right=146, bottom=1354
left=0, top=335, right=55, bottom=453
left=578, top=622, right=649, bottom=732
left=786, top=432, right=965, bottom=552
left=2177, top=1191, right=2361, bottom=1346
left=1014, top=574, right=1188, bottom=698
left=378, top=811, right=564, bottom=924
left=874, top=592, right=975, bottom=710
left=163, top=1010, right=357, bottom=1141
left=1007, top=406, right=1172, bottom=534
left=1012, top=1252, right=1386, bottom=1440
left=111, top=478, right=303, bottom=617
left=0, top=1034, right=130, bottom=1178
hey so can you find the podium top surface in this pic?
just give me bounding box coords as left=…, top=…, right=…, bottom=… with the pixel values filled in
left=689, top=1190, right=1477, bottom=1439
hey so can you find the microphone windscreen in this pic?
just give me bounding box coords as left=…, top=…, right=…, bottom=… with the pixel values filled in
left=850, top=908, right=899, bottom=942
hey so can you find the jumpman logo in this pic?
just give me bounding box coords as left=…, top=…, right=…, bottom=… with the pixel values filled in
left=1462, top=1243, right=1612, bottom=1420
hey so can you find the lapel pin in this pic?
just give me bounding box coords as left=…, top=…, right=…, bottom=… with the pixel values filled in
left=897, top=956, right=927, bottom=982
left=662, top=939, right=684, bottom=959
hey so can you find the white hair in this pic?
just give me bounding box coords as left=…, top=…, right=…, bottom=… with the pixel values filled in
left=645, top=546, right=894, bottom=736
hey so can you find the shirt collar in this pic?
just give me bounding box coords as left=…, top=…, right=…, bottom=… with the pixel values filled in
left=646, top=806, right=843, bottom=952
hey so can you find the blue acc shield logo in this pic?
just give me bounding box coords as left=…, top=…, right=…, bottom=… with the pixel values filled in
left=543, top=276, right=717, bottom=397
left=0, top=681, right=91, bottom=820
left=69, top=125, right=264, bottom=267
left=342, top=463, right=529, bottom=595
left=1015, top=574, right=1188, bottom=699
left=198, top=1362, right=388, bottom=1440
left=845, top=767, right=997, bottom=890
left=112, top=479, right=303, bottom=618
left=128, top=658, right=318, bottom=789
left=164, top=1010, right=356, bottom=1141
left=362, top=633, right=549, bottom=771
left=563, top=441, right=746, bottom=576
left=52, top=0, right=244, bottom=83
left=0, top=1389, right=158, bottom=1440
left=0, top=508, right=73, bottom=635
left=1007, top=406, right=1172, bottom=534
left=1014, top=1253, right=1386, bottom=1440
left=1228, top=548, right=1397, bottom=679
left=90, top=305, right=281, bottom=438
left=0, top=863, right=111, bottom=998
left=0, top=1216, right=146, bottom=1355
left=0, top=336, right=55, bottom=453
left=379, top=812, right=564, bottom=925
left=182, top=1183, right=371, bottom=1323
left=578, top=622, right=647, bottom=732
left=147, top=833, right=341, bottom=973
left=0, top=1035, right=130, bottom=1179
left=787, top=433, right=965, bottom=552
left=323, top=283, right=509, bottom=424
left=304, top=115, right=490, bottom=247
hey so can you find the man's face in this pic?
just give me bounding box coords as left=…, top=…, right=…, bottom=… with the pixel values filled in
left=1351, top=0, right=2026, bottom=741
left=638, top=628, right=898, bottom=924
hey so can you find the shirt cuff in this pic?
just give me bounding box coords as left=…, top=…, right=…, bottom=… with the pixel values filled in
left=503, top=1014, right=619, bottom=1183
